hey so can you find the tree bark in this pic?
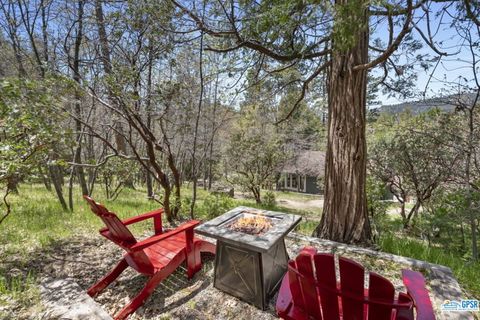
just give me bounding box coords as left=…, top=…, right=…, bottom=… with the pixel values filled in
left=190, top=31, right=204, bottom=219
left=157, top=117, right=181, bottom=220
left=6, top=175, right=19, bottom=194
left=168, top=153, right=181, bottom=219
left=313, top=1, right=372, bottom=244
left=94, top=0, right=128, bottom=156
left=163, top=185, right=173, bottom=222
left=251, top=186, right=261, bottom=204
left=49, top=164, right=68, bottom=211
left=465, top=108, right=478, bottom=260
left=72, top=0, right=89, bottom=196
left=40, top=0, right=49, bottom=67
left=18, top=0, right=45, bottom=77
left=94, top=0, right=112, bottom=74
left=145, top=166, right=153, bottom=198
left=68, top=163, right=75, bottom=211
left=145, top=43, right=154, bottom=199
left=405, top=201, right=421, bottom=229
left=38, top=165, right=51, bottom=191
left=208, top=73, right=219, bottom=190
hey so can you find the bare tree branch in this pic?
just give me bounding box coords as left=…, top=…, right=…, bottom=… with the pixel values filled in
left=354, top=0, right=414, bottom=71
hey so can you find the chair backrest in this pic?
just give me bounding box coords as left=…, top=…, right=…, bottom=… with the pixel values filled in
left=83, top=196, right=137, bottom=249
left=287, top=249, right=414, bottom=320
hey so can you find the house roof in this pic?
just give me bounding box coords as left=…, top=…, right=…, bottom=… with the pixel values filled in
left=282, top=150, right=325, bottom=177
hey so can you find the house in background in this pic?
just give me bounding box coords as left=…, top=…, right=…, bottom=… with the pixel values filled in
left=279, top=150, right=325, bottom=194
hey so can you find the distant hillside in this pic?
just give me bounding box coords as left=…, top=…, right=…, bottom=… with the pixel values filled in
left=375, top=93, right=477, bottom=115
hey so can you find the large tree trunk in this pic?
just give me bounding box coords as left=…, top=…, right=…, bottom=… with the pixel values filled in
left=313, top=2, right=372, bottom=244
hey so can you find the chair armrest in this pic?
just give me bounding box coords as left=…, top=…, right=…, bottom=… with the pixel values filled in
left=121, top=208, right=164, bottom=226
left=402, top=269, right=436, bottom=320
left=130, top=220, right=200, bottom=252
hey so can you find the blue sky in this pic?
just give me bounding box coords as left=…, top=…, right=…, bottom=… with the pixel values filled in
left=372, top=2, right=478, bottom=106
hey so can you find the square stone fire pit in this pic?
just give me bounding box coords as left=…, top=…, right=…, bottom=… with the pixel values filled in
left=195, top=206, right=301, bottom=310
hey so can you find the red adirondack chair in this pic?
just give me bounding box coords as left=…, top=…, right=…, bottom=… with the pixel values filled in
left=83, top=196, right=216, bottom=320
left=276, top=247, right=435, bottom=320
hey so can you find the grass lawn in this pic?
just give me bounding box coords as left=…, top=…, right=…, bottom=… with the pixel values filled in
left=0, top=184, right=320, bottom=254
left=386, top=201, right=416, bottom=211
left=379, top=232, right=480, bottom=300
left=0, top=183, right=478, bottom=317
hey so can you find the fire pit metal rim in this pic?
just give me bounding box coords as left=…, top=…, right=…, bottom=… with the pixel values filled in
left=194, top=206, right=302, bottom=252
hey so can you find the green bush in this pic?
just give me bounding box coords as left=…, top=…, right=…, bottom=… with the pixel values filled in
left=366, top=176, right=390, bottom=240
left=180, top=195, right=192, bottom=216
left=198, top=194, right=235, bottom=219
left=421, top=188, right=480, bottom=258
left=262, top=191, right=276, bottom=208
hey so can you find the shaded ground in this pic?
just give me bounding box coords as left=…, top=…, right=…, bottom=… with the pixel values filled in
left=0, top=233, right=279, bottom=320
left=2, top=231, right=470, bottom=320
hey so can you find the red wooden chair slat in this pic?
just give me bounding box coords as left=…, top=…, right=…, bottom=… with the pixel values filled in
left=369, top=272, right=395, bottom=320
left=83, top=196, right=216, bottom=320
left=146, top=245, right=177, bottom=259
left=296, top=252, right=322, bottom=319
left=144, top=248, right=173, bottom=267
left=287, top=260, right=305, bottom=311
left=339, top=256, right=365, bottom=320
left=90, top=202, right=136, bottom=248
left=402, top=270, right=435, bottom=320
left=276, top=247, right=435, bottom=320
left=314, top=253, right=340, bottom=320
left=110, top=218, right=135, bottom=242
left=396, top=293, right=415, bottom=320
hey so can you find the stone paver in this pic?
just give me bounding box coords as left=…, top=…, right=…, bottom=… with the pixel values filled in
left=39, top=277, right=112, bottom=320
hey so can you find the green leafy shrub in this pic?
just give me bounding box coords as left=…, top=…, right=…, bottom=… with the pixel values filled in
left=97, top=158, right=140, bottom=200
left=180, top=195, right=192, bottom=215
left=198, top=194, right=235, bottom=219
left=366, top=176, right=390, bottom=240
left=262, top=191, right=276, bottom=208
left=0, top=77, right=72, bottom=202
left=421, top=188, right=480, bottom=258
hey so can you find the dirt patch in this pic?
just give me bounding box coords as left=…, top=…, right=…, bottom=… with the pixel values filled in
left=277, top=198, right=323, bottom=212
